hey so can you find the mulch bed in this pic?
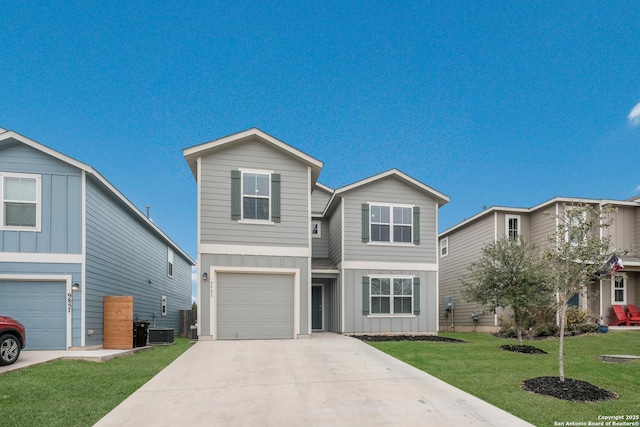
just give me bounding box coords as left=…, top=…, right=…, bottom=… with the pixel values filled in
left=500, top=344, right=548, bottom=354
left=352, top=335, right=464, bottom=343
left=521, top=376, right=618, bottom=402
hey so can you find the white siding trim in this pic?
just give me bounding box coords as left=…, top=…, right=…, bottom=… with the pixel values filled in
left=435, top=204, right=439, bottom=329
left=0, top=252, right=83, bottom=263
left=197, top=157, right=202, bottom=338
left=342, top=261, right=438, bottom=271
left=208, top=266, right=300, bottom=340
left=0, top=274, right=73, bottom=349
left=307, top=166, right=312, bottom=335
left=199, top=243, right=310, bottom=257
left=81, top=170, right=87, bottom=347
left=340, top=201, right=345, bottom=333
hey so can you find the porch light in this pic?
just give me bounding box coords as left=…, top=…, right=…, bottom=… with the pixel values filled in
left=202, top=272, right=208, bottom=281
left=72, top=283, right=81, bottom=292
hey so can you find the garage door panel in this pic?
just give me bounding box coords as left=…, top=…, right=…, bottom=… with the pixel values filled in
left=0, top=281, right=67, bottom=350
left=217, top=273, right=294, bottom=340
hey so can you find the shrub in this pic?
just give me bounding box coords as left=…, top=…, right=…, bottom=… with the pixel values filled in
left=534, top=322, right=559, bottom=338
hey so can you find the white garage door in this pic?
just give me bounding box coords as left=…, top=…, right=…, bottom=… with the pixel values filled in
left=217, top=273, right=294, bottom=340
left=0, top=280, right=67, bottom=350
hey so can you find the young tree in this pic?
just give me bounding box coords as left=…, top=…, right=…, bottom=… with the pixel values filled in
left=462, top=235, right=551, bottom=345
left=544, top=203, right=617, bottom=382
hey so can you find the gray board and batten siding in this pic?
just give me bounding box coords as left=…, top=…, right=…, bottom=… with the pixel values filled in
left=343, top=269, right=438, bottom=334
left=342, top=176, right=438, bottom=263
left=199, top=140, right=311, bottom=248
left=84, top=175, right=193, bottom=346
left=196, top=138, right=315, bottom=339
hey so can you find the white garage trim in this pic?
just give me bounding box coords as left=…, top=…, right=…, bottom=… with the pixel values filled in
left=209, top=267, right=300, bottom=340
left=0, top=274, right=73, bottom=349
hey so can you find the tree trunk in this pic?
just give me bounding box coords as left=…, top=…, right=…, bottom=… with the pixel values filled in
left=558, top=301, right=567, bottom=382
left=514, top=307, right=523, bottom=346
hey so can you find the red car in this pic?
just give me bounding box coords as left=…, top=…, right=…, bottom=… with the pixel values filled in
left=0, top=316, right=27, bottom=366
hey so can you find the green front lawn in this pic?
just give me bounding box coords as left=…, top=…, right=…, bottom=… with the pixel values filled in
left=370, top=331, right=640, bottom=426
left=0, top=338, right=193, bottom=427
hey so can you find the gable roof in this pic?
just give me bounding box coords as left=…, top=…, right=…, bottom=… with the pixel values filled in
left=183, top=128, right=324, bottom=185
left=323, top=169, right=449, bottom=216
left=0, top=128, right=194, bottom=265
left=439, top=196, right=640, bottom=238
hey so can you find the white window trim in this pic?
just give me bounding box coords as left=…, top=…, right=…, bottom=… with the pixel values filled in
left=239, top=168, right=273, bottom=223
left=505, top=215, right=521, bottom=240
left=611, top=275, right=627, bottom=305
left=368, top=202, right=414, bottom=245
left=368, top=275, right=414, bottom=317
left=0, top=172, right=42, bottom=231
left=311, top=220, right=321, bottom=238
left=167, top=248, right=174, bottom=278
left=440, top=237, right=449, bottom=257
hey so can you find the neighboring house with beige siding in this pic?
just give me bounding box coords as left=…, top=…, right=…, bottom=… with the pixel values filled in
left=438, top=197, right=640, bottom=332
left=184, top=128, right=449, bottom=340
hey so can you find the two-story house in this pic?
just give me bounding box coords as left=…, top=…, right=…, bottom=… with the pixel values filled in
left=438, top=197, right=639, bottom=331
left=183, top=128, right=449, bottom=340
left=0, top=127, right=194, bottom=350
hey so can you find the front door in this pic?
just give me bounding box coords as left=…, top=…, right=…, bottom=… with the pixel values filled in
left=311, top=285, right=323, bottom=331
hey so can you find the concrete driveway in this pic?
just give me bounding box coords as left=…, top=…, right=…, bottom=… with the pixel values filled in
left=95, top=333, right=532, bottom=426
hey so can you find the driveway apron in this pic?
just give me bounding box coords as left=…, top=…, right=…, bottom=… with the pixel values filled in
left=94, top=333, right=532, bottom=426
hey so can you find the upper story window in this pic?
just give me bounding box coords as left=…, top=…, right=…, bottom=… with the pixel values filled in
left=506, top=215, right=520, bottom=241
left=167, top=248, right=174, bottom=278
left=369, top=204, right=413, bottom=244
left=231, top=170, right=281, bottom=223
left=1, top=172, right=42, bottom=231
left=311, top=220, right=321, bottom=238
left=565, top=210, right=587, bottom=245
left=242, top=171, right=270, bottom=220
left=440, top=237, right=449, bottom=257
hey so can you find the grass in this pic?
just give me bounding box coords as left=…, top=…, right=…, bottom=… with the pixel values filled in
left=369, top=331, right=640, bottom=426
left=0, top=338, right=193, bottom=427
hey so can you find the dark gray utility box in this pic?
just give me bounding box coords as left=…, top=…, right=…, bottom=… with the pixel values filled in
left=148, top=328, right=175, bottom=344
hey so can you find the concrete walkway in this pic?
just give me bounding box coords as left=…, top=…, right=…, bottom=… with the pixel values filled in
left=95, top=333, right=532, bottom=426
left=0, top=347, right=147, bottom=374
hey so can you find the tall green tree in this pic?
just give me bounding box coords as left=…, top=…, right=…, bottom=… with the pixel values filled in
left=462, top=235, right=551, bottom=345
left=544, top=203, right=617, bottom=382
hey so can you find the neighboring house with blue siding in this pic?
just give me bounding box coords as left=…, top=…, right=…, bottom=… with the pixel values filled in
left=184, top=128, right=449, bottom=340
left=0, top=127, right=194, bottom=350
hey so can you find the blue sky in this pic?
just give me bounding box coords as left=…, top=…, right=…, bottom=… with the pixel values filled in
left=2, top=1, right=639, bottom=266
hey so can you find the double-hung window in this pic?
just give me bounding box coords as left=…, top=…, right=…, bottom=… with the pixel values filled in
left=506, top=215, right=520, bottom=241
left=242, top=171, right=270, bottom=220
left=440, top=237, right=449, bottom=257
left=565, top=210, right=586, bottom=245
left=370, top=277, right=413, bottom=315
left=167, top=248, right=174, bottom=278
left=612, top=275, right=626, bottom=304
left=231, top=169, right=281, bottom=223
left=369, top=204, right=413, bottom=244
left=1, top=173, right=41, bottom=231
